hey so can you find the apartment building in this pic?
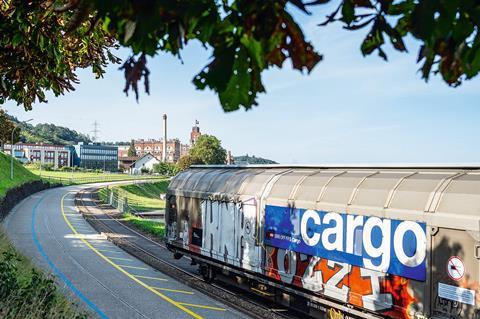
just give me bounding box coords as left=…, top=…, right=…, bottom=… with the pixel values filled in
left=4, top=143, right=71, bottom=168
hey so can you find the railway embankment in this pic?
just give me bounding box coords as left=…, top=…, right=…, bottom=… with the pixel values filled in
left=0, top=153, right=87, bottom=319
left=97, top=180, right=168, bottom=237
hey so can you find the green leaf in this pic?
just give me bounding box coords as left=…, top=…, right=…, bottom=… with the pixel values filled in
left=240, top=34, right=264, bottom=69
left=219, top=48, right=256, bottom=112
left=387, top=0, right=414, bottom=15
left=102, top=16, right=111, bottom=33
left=38, top=34, right=44, bottom=50
left=411, top=0, right=435, bottom=39
left=361, top=22, right=384, bottom=56
left=193, top=45, right=236, bottom=93
left=341, top=0, right=355, bottom=25
left=12, top=33, right=22, bottom=47
left=218, top=47, right=252, bottom=112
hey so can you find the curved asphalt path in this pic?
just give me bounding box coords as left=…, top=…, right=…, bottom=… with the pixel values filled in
left=3, top=184, right=247, bottom=319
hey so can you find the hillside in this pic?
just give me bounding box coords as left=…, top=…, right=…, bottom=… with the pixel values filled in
left=0, top=152, right=40, bottom=197
left=8, top=115, right=91, bottom=145
left=234, top=154, right=277, bottom=165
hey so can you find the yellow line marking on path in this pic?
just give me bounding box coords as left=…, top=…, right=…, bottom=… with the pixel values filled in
left=134, top=275, right=168, bottom=282
left=108, top=256, right=134, bottom=262
left=60, top=193, right=204, bottom=319
left=179, top=303, right=226, bottom=311
left=151, top=287, right=194, bottom=295
left=117, top=264, right=148, bottom=270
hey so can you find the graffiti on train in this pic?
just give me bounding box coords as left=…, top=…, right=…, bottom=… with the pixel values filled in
left=265, top=247, right=422, bottom=319
left=264, top=205, right=427, bottom=281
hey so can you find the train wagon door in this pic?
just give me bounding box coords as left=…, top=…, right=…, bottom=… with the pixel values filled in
left=201, top=200, right=220, bottom=259
left=217, top=202, right=237, bottom=264
left=431, top=228, right=479, bottom=319
left=236, top=198, right=259, bottom=271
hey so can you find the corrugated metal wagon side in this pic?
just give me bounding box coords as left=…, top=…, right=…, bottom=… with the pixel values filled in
left=165, top=165, right=480, bottom=319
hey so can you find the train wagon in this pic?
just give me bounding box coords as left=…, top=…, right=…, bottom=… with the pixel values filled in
left=165, top=165, right=480, bottom=319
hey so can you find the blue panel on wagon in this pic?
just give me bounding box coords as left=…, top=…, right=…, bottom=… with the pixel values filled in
left=264, top=205, right=427, bottom=281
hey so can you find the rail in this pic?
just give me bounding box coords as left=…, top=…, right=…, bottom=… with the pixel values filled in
left=76, top=189, right=295, bottom=319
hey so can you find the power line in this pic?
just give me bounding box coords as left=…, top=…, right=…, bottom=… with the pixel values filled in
left=91, top=121, right=100, bottom=142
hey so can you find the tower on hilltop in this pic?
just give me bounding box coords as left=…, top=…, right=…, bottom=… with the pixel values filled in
left=190, top=120, right=201, bottom=145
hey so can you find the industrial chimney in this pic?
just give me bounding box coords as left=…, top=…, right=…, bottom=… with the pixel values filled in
left=162, top=114, right=167, bottom=162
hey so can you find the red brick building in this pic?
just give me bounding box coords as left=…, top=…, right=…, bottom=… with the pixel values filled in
left=129, top=122, right=202, bottom=163
left=133, top=139, right=180, bottom=163
left=190, top=122, right=201, bottom=145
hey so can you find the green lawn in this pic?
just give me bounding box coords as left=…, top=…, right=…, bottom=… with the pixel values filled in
left=98, top=181, right=168, bottom=239
left=28, top=169, right=164, bottom=185
left=98, top=180, right=168, bottom=212
left=0, top=153, right=41, bottom=198
left=122, top=213, right=165, bottom=237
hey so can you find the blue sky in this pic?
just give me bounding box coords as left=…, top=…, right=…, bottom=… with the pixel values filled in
left=4, top=6, right=480, bottom=164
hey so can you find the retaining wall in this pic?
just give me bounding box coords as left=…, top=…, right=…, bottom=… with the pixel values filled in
left=0, top=181, right=56, bottom=220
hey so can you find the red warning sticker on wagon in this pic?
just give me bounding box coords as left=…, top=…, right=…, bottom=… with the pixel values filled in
left=447, top=256, right=465, bottom=281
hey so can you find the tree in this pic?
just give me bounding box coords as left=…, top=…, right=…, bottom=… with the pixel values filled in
left=189, top=135, right=227, bottom=165
left=7, top=114, right=91, bottom=145
left=127, top=140, right=137, bottom=157
left=177, top=154, right=205, bottom=171
left=0, top=109, right=20, bottom=151
left=153, top=162, right=180, bottom=176
left=0, top=0, right=119, bottom=110
left=2, top=1, right=480, bottom=112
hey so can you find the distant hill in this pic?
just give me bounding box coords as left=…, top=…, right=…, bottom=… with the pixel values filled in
left=8, top=115, right=91, bottom=145
left=234, top=155, right=277, bottom=165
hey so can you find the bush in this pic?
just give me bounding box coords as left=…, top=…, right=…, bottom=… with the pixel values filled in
left=0, top=248, right=87, bottom=319
left=140, top=167, right=151, bottom=175
left=42, top=163, right=54, bottom=171
left=25, top=162, right=41, bottom=170
left=60, top=166, right=71, bottom=171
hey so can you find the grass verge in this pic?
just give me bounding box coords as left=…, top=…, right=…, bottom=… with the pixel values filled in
left=122, top=213, right=165, bottom=237
left=98, top=180, right=168, bottom=212
left=0, top=153, right=40, bottom=198
left=0, top=228, right=88, bottom=319
left=28, top=169, right=165, bottom=185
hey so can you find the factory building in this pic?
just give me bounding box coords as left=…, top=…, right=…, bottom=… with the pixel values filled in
left=71, top=143, right=118, bottom=171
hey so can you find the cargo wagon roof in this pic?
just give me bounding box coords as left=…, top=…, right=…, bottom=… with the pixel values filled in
left=169, top=166, right=480, bottom=232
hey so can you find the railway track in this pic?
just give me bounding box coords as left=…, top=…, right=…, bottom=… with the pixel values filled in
left=75, top=187, right=306, bottom=319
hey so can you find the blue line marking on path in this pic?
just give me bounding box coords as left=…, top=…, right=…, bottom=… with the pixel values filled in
left=31, top=193, right=109, bottom=319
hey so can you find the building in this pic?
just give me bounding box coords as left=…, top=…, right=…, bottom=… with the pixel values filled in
left=133, top=139, right=181, bottom=163
left=4, top=143, right=71, bottom=168
left=180, top=143, right=190, bottom=157
left=190, top=121, right=201, bottom=145
left=130, top=153, right=159, bottom=174
left=130, top=121, right=202, bottom=163
left=118, top=156, right=138, bottom=173
left=118, top=145, right=130, bottom=158
left=71, top=143, right=118, bottom=171
left=179, top=123, right=202, bottom=157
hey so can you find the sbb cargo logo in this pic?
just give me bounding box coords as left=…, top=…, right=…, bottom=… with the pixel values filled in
left=264, top=205, right=427, bottom=281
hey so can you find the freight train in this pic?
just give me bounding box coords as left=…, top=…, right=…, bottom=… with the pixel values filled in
left=165, top=165, right=480, bottom=319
